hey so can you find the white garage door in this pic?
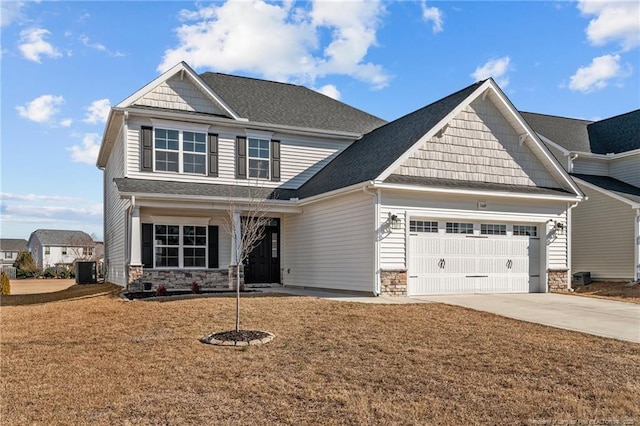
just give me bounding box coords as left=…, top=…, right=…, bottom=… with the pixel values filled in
left=408, top=220, right=541, bottom=295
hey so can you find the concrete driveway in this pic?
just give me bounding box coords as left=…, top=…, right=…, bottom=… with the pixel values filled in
left=415, top=293, right=640, bottom=343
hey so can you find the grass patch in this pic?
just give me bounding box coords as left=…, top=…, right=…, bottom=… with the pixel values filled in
left=573, top=281, right=640, bottom=304
left=1, top=294, right=639, bottom=424
left=0, top=283, right=121, bottom=306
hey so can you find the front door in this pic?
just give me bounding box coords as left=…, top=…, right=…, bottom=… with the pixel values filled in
left=245, top=219, right=280, bottom=284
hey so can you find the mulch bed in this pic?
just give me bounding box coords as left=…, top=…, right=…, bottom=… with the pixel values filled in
left=200, top=329, right=275, bottom=346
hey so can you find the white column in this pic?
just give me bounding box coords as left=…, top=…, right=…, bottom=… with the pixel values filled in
left=635, top=210, right=640, bottom=281
left=130, top=206, right=142, bottom=266
left=230, top=211, right=241, bottom=265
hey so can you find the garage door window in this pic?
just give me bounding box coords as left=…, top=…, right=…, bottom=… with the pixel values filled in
left=446, top=222, right=474, bottom=234
left=410, top=220, right=438, bottom=233
left=481, top=224, right=506, bottom=235
left=513, top=225, right=538, bottom=237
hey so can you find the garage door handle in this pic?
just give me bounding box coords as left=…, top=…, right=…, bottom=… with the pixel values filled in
left=438, top=259, right=446, bottom=269
left=506, top=259, right=513, bottom=269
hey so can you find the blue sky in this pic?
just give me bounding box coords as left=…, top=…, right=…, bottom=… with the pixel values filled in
left=1, top=0, right=639, bottom=241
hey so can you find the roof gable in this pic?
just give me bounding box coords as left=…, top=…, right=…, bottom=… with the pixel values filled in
left=297, top=79, right=581, bottom=200
left=198, top=72, right=386, bottom=134
left=117, top=62, right=240, bottom=119
left=393, top=97, right=560, bottom=189
left=587, top=109, right=640, bottom=154
left=520, top=112, right=592, bottom=153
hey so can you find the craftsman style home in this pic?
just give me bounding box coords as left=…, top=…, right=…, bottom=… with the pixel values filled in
left=523, top=111, right=640, bottom=282
left=97, top=62, right=584, bottom=296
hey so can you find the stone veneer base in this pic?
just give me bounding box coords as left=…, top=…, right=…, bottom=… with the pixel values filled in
left=548, top=269, right=570, bottom=292
left=380, top=269, right=407, bottom=296
left=128, top=268, right=235, bottom=292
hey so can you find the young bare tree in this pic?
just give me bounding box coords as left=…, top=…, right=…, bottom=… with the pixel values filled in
left=223, top=183, right=273, bottom=332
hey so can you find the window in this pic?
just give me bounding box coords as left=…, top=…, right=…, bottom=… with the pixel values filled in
left=44, top=246, right=50, bottom=255
left=446, top=222, right=474, bottom=234
left=84, top=246, right=94, bottom=256
left=62, top=247, right=68, bottom=255
left=410, top=220, right=438, bottom=233
left=271, top=233, right=278, bottom=258
left=481, top=224, right=506, bottom=235
left=4, top=252, right=12, bottom=259
left=154, top=225, right=207, bottom=268
left=513, top=225, right=538, bottom=237
left=154, top=128, right=207, bottom=175
left=248, top=138, right=270, bottom=179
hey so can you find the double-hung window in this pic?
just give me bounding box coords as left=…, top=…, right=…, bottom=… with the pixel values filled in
left=154, top=128, right=207, bottom=175
left=248, top=138, right=270, bottom=179
left=154, top=225, right=207, bottom=268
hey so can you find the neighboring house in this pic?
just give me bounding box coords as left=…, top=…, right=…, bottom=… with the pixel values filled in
left=97, top=62, right=583, bottom=296
left=0, top=239, right=28, bottom=266
left=27, top=229, right=96, bottom=270
left=523, top=111, right=640, bottom=282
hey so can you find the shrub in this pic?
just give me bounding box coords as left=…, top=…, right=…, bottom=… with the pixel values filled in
left=156, top=285, right=168, bottom=296
left=1, top=271, right=10, bottom=295
left=190, top=281, right=201, bottom=294
left=13, top=251, right=38, bottom=278
left=43, top=268, right=57, bottom=278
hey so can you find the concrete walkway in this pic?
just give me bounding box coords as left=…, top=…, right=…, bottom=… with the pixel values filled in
left=265, top=287, right=640, bottom=343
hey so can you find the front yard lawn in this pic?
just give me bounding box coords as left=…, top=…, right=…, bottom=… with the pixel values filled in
left=2, top=293, right=639, bottom=424
left=572, top=281, right=640, bottom=304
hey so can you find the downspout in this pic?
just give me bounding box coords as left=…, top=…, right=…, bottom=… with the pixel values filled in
left=363, top=183, right=381, bottom=296
left=566, top=201, right=579, bottom=291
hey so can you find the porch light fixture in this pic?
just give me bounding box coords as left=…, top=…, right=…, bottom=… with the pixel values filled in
left=388, top=213, right=402, bottom=230
left=553, top=220, right=566, bottom=235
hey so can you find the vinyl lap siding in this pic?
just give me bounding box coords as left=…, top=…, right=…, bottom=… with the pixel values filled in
left=610, top=154, right=640, bottom=187
left=105, top=128, right=129, bottom=286
left=572, top=158, right=608, bottom=175
left=126, top=120, right=349, bottom=190
left=283, top=192, right=374, bottom=293
left=396, top=98, right=558, bottom=188
left=572, top=185, right=635, bottom=280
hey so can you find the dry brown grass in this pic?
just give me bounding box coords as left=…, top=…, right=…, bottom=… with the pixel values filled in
left=573, top=281, right=640, bottom=304
left=0, top=283, right=121, bottom=306
left=2, top=293, right=639, bottom=425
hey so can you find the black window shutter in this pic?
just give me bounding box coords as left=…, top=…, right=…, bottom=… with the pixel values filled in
left=141, top=223, right=153, bottom=268
left=208, top=133, right=218, bottom=177
left=208, top=226, right=219, bottom=268
left=141, top=126, right=153, bottom=172
left=236, top=136, right=247, bottom=179
left=271, top=139, right=281, bottom=182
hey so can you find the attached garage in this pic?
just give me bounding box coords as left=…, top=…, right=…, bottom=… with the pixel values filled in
left=407, top=219, right=541, bottom=295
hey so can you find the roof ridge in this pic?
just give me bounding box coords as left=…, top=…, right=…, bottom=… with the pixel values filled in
left=521, top=111, right=594, bottom=124
left=589, top=108, right=640, bottom=126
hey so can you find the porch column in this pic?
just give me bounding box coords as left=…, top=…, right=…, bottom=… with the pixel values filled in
left=130, top=206, right=142, bottom=266
left=230, top=211, right=241, bottom=265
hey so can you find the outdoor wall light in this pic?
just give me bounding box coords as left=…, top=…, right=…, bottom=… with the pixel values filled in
left=389, top=213, right=402, bottom=230
left=553, top=220, right=566, bottom=235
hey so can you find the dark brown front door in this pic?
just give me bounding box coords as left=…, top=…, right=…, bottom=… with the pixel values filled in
left=245, top=220, right=280, bottom=284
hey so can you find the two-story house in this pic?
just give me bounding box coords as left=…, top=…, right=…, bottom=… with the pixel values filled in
left=0, top=238, right=28, bottom=266
left=27, top=229, right=96, bottom=270
left=97, top=62, right=583, bottom=296
left=523, top=111, right=640, bottom=282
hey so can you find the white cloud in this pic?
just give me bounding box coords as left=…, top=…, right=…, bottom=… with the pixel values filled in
left=158, top=0, right=389, bottom=89
left=314, top=84, right=341, bottom=100
left=60, top=118, right=73, bottom=127
left=568, top=54, right=630, bottom=93
left=67, top=133, right=101, bottom=165
left=471, top=56, right=512, bottom=87
left=1, top=193, right=83, bottom=203
left=83, top=99, right=111, bottom=124
left=421, top=2, right=444, bottom=33
left=578, top=1, right=640, bottom=51
left=18, top=27, right=62, bottom=63
left=16, top=94, right=65, bottom=123
left=1, top=1, right=26, bottom=27
left=80, top=35, right=106, bottom=51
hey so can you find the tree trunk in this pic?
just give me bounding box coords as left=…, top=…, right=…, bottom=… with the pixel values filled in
left=235, top=263, right=240, bottom=332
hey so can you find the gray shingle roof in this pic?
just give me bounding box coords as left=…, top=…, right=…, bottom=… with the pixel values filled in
left=572, top=174, right=640, bottom=204
left=0, top=239, right=28, bottom=252
left=295, top=81, right=485, bottom=199
left=384, top=175, right=572, bottom=196
left=28, top=230, right=94, bottom=246
left=522, top=110, right=640, bottom=154
left=114, top=178, right=297, bottom=201
left=587, top=110, right=640, bottom=154
left=521, top=112, right=592, bottom=152
left=199, top=73, right=387, bottom=134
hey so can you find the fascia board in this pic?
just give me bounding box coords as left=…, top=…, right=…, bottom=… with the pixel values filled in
left=571, top=149, right=640, bottom=159
left=573, top=177, right=640, bottom=209
left=536, top=134, right=570, bottom=156
left=120, top=106, right=362, bottom=141
left=376, top=80, right=494, bottom=183
left=373, top=182, right=583, bottom=203
left=96, top=110, right=124, bottom=168
left=296, top=182, right=370, bottom=206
